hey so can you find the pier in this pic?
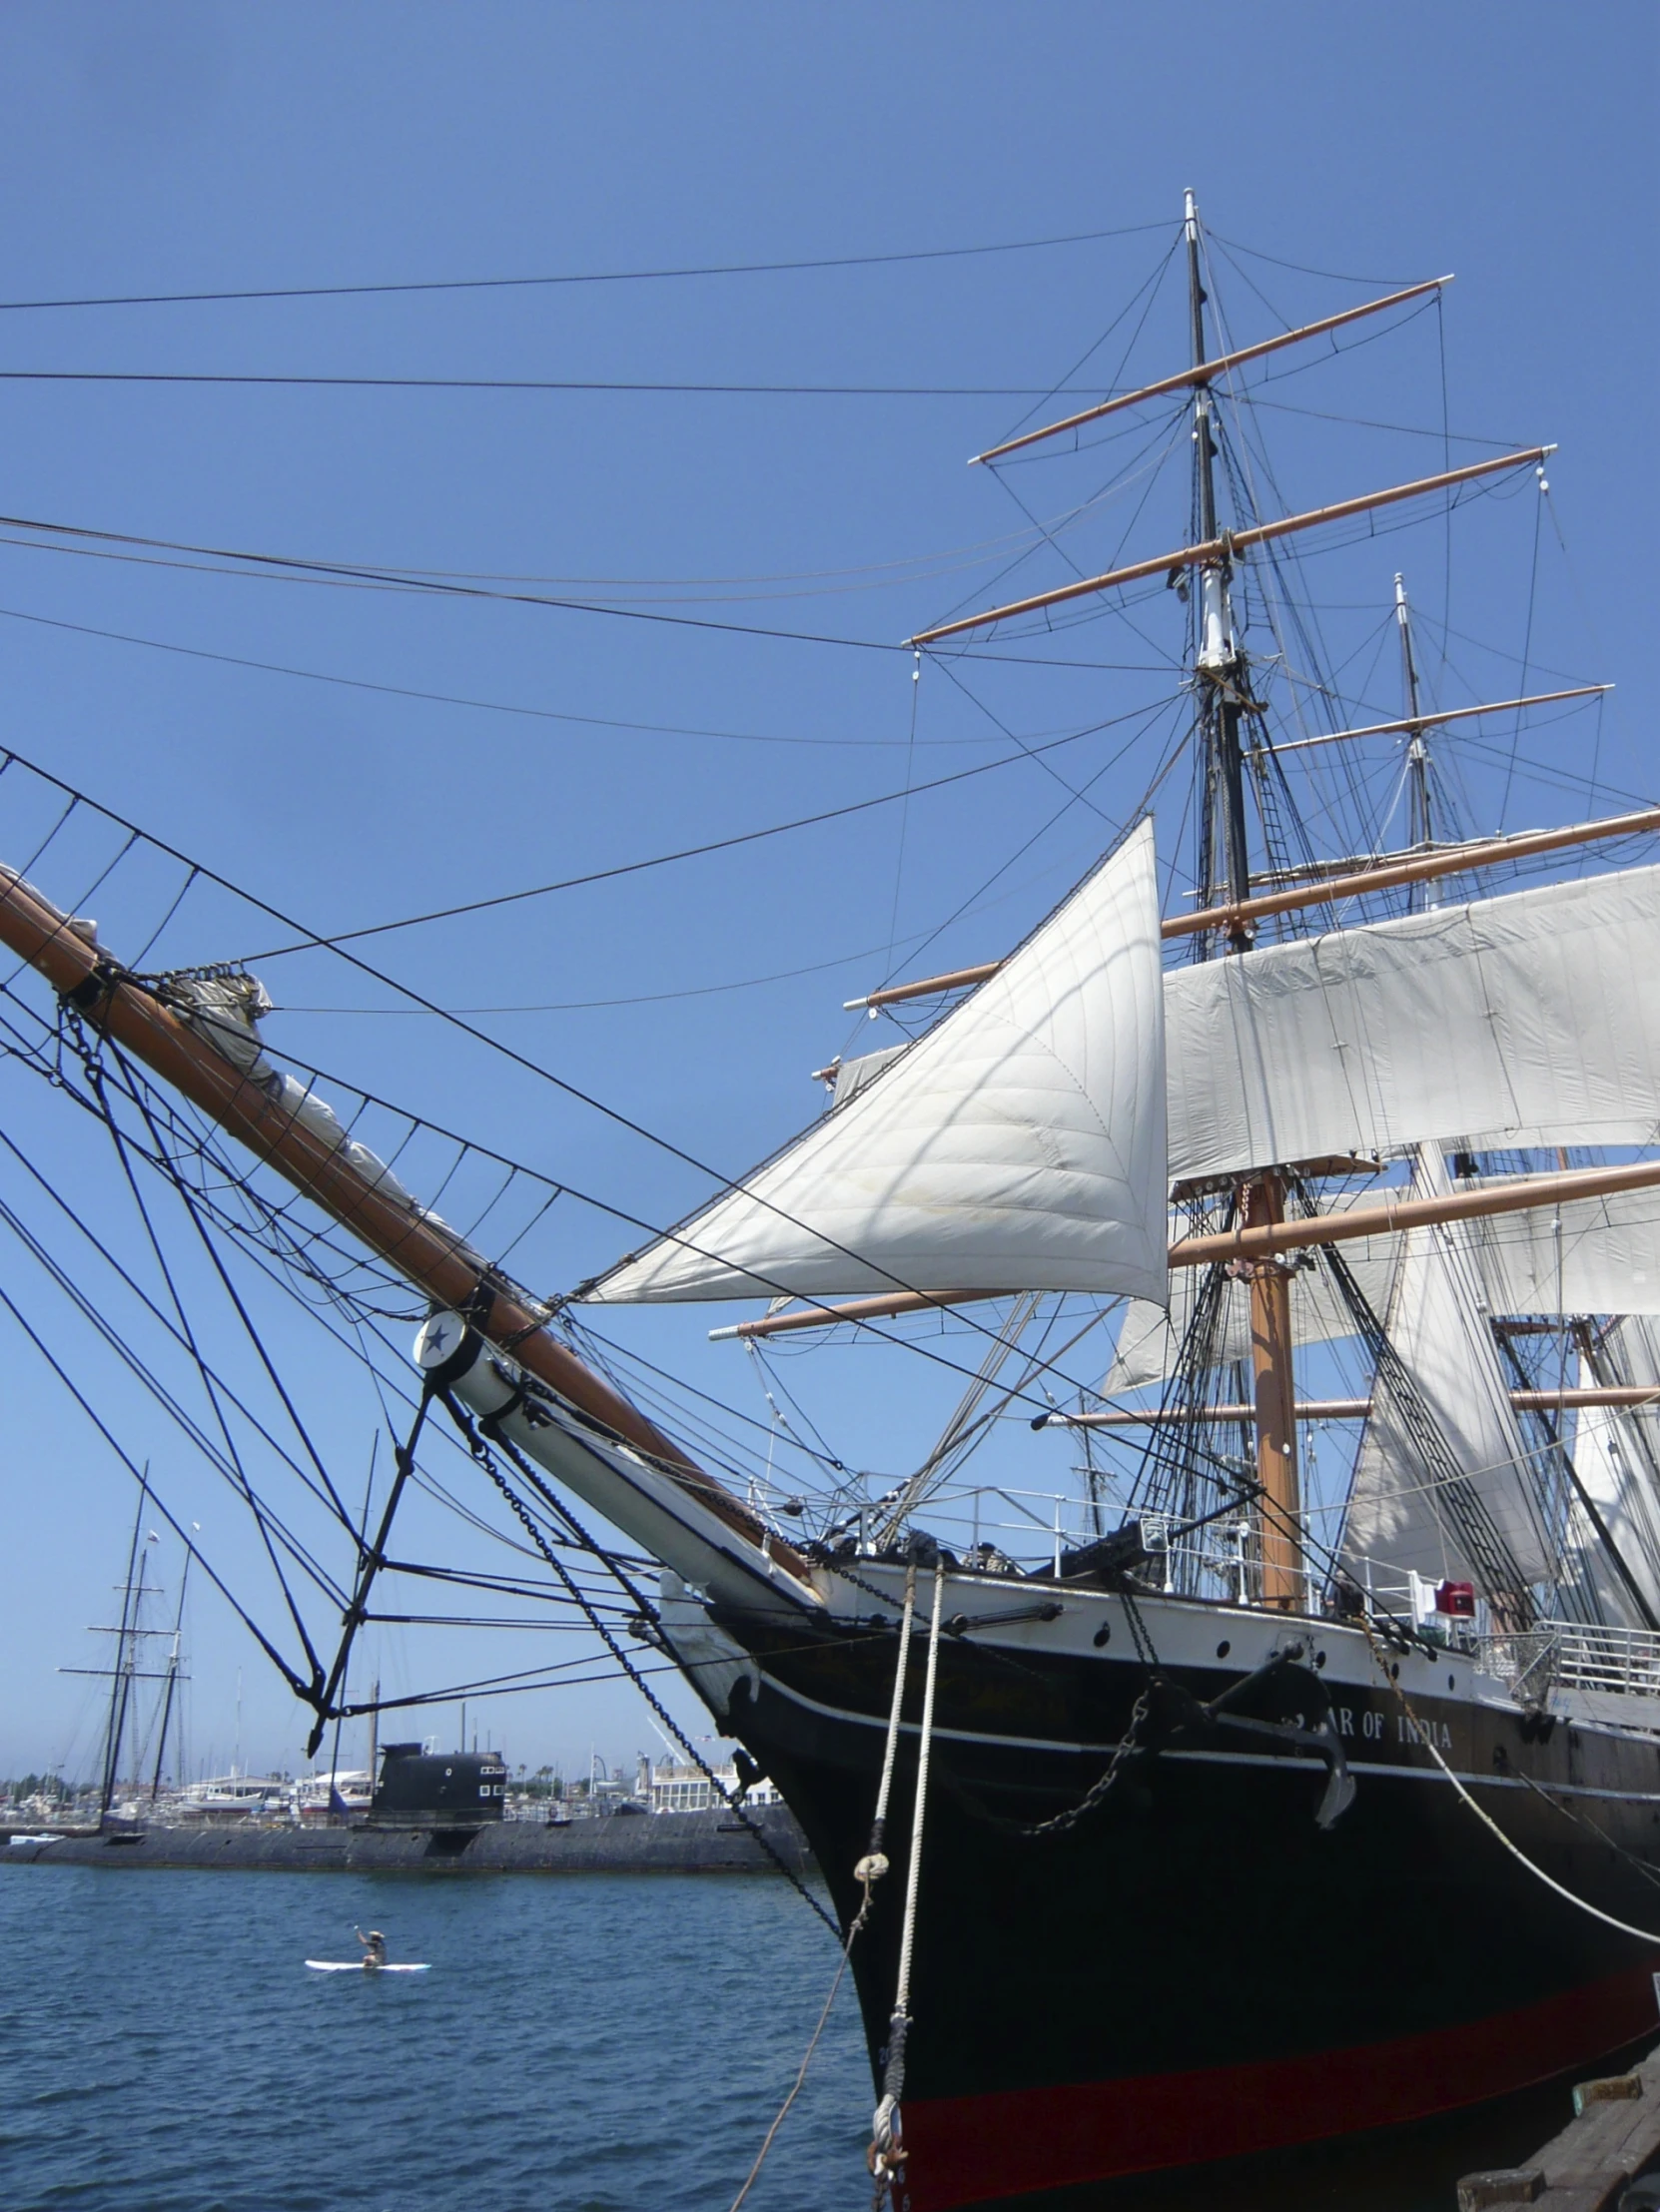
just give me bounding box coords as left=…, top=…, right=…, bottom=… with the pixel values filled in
left=1458, top=2044, right=1660, bottom=2210
left=2, top=1804, right=813, bottom=1878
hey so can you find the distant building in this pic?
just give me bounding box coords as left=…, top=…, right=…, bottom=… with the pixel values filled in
left=636, top=1756, right=779, bottom=1814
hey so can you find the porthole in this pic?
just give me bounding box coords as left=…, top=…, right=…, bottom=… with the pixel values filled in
left=1093, top=1623, right=1111, bottom=1649
left=1216, top=1640, right=1231, bottom=1660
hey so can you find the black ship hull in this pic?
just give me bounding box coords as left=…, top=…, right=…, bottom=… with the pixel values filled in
left=689, top=1576, right=1660, bottom=2209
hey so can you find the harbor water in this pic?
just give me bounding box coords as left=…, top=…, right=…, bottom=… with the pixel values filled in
left=0, top=1861, right=1592, bottom=2209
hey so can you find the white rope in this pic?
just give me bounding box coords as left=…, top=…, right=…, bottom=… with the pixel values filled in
left=871, top=1562, right=947, bottom=2191
left=1417, top=1726, right=1660, bottom=1945
left=895, top=1562, right=946, bottom=2018
left=728, top=1562, right=920, bottom=2212
left=1364, top=1625, right=1660, bottom=1945
left=868, top=1559, right=918, bottom=1846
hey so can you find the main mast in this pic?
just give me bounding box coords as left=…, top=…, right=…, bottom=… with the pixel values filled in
left=1186, top=191, right=1302, bottom=1610
left=1187, top=190, right=1252, bottom=945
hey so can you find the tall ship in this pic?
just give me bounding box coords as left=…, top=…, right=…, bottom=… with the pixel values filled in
left=3, top=197, right=1660, bottom=2206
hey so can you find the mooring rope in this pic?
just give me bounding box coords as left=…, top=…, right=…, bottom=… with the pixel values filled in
left=1362, top=1621, right=1660, bottom=1946
left=870, top=1559, right=947, bottom=2203
left=727, top=1558, right=921, bottom=2212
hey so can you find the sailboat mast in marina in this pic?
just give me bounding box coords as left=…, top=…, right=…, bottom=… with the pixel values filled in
left=4, top=194, right=1660, bottom=2209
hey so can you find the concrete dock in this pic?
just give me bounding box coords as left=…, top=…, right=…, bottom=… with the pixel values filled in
left=2, top=1805, right=814, bottom=1877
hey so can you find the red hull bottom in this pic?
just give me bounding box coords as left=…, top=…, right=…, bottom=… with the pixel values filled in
left=902, top=1962, right=1660, bottom=2209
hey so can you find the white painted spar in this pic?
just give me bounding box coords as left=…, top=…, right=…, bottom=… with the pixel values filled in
left=415, top=1312, right=821, bottom=1620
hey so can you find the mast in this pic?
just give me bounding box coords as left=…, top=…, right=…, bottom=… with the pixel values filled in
left=1186, top=191, right=1251, bottom=943
left=1395, top=573, right=1436, bottom=901
left=1187, top=192, right=1301, bottom=1604
left=98, top=1477, right=148, bottom=1824
left=150, top=1549, right=189, bottom=1802
left=1242, top=1176, right=1301, bottom=1609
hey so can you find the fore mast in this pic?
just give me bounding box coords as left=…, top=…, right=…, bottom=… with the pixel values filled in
left=1186, top=189, right=1303, bottom=1611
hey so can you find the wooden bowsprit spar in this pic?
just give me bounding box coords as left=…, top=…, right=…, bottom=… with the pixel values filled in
left=0, top=864, right=822, bottom=1677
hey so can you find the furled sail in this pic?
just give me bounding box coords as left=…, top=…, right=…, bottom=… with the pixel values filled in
left=1167, top=865, right=1660, bottom=1184
left=1342, top=1149, right=1557, bottom=1588
left=583, top=822, right=1168, bottom=1304
left=1569, top=1323, right=1660, bottom=1628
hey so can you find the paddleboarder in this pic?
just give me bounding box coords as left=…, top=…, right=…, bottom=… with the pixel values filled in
left=356, top=1926, right=387, bottom=1969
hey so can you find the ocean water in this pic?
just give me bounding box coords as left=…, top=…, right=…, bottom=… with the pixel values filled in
left=0, top=1861, right=1593, bottom=2211
left=0, top=1865, right=869, bottom=2211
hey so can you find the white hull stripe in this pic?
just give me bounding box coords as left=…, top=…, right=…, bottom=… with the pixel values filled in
left=758, top=1669, right=1660, bottom=1804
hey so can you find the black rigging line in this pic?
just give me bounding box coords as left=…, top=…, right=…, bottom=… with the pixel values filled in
left=78, top=1046, right=328, bottom=1680
left=0, top=511, right=906, bottom=653
left=226, top=702, right=1162, bottom=961
left=0, top=602, right=1168, bottom=737
left=0, top=1180, right=350, bottom=1610
left=1203, top=232, right=1418, bottom=289
left=1499, top=483, right=1547, bottom=830
left=0, top=1119, right=366, bottom=1548
left=0, top=747, right=1125, bottom=1415
left=0, top=223, right=1172, bottom=315
left=0, top=1274, right=316, bottom=1701
left=0, top=369, right=1157, bottom=397
left=102, top=1037, right=359, bottom=1533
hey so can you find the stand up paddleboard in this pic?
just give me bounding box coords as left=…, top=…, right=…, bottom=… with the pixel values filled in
left=306, top=1959, right=430, bottom=1972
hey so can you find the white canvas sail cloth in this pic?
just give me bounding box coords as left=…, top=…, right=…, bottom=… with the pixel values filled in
left=1167, top=864, right=1660, bottom=1184
left=584, top=821, right=1169, bottom=1304
left=1466, top=1186, right=1660, bottom=1318
left=1104, top=1193, right=1400, bottom=1393
left=1569, top=1324, right=1660, bottom=1628
left=1342, top=1148, right=1557, bottom=1589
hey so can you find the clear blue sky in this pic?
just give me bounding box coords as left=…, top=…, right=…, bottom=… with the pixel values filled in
left=0, top=2, right=1653, bottom=1782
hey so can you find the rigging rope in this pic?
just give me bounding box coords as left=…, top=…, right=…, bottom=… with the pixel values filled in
left=439, top=1393, right=837, bottom=1933
left=726, top=1559, right=919, bottom=2212
left=870, top=1559, right=946, bottom=2203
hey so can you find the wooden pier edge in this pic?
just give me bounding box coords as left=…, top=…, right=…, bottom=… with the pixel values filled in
left=1457, top=2040, right=1660, bottom=2210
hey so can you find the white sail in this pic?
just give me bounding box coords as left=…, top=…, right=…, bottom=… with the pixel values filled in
left=1342, top=1149, right=1557, bottom=1587
left=1110, top=1183, right=1660, bottom=1394
left=1167, top=865, right=1660, bottom=1184
left=1465, top=1186, right=1660, bottom=1317
left=1104, top=1245, right=1399, bottom=1393
left=1569, top=1327, right=1660, bottom=1628
left=585, top=822, right=1168, bottom=1304
left=1104, top=1186, right=1399, bottom=1392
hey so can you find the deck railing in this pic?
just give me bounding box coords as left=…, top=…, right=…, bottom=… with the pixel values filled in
left=1477, top=1621, right=1660, bottom=1701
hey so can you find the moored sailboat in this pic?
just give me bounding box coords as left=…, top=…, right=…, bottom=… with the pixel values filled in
left=4, top=195, right=1660, bottom=2207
